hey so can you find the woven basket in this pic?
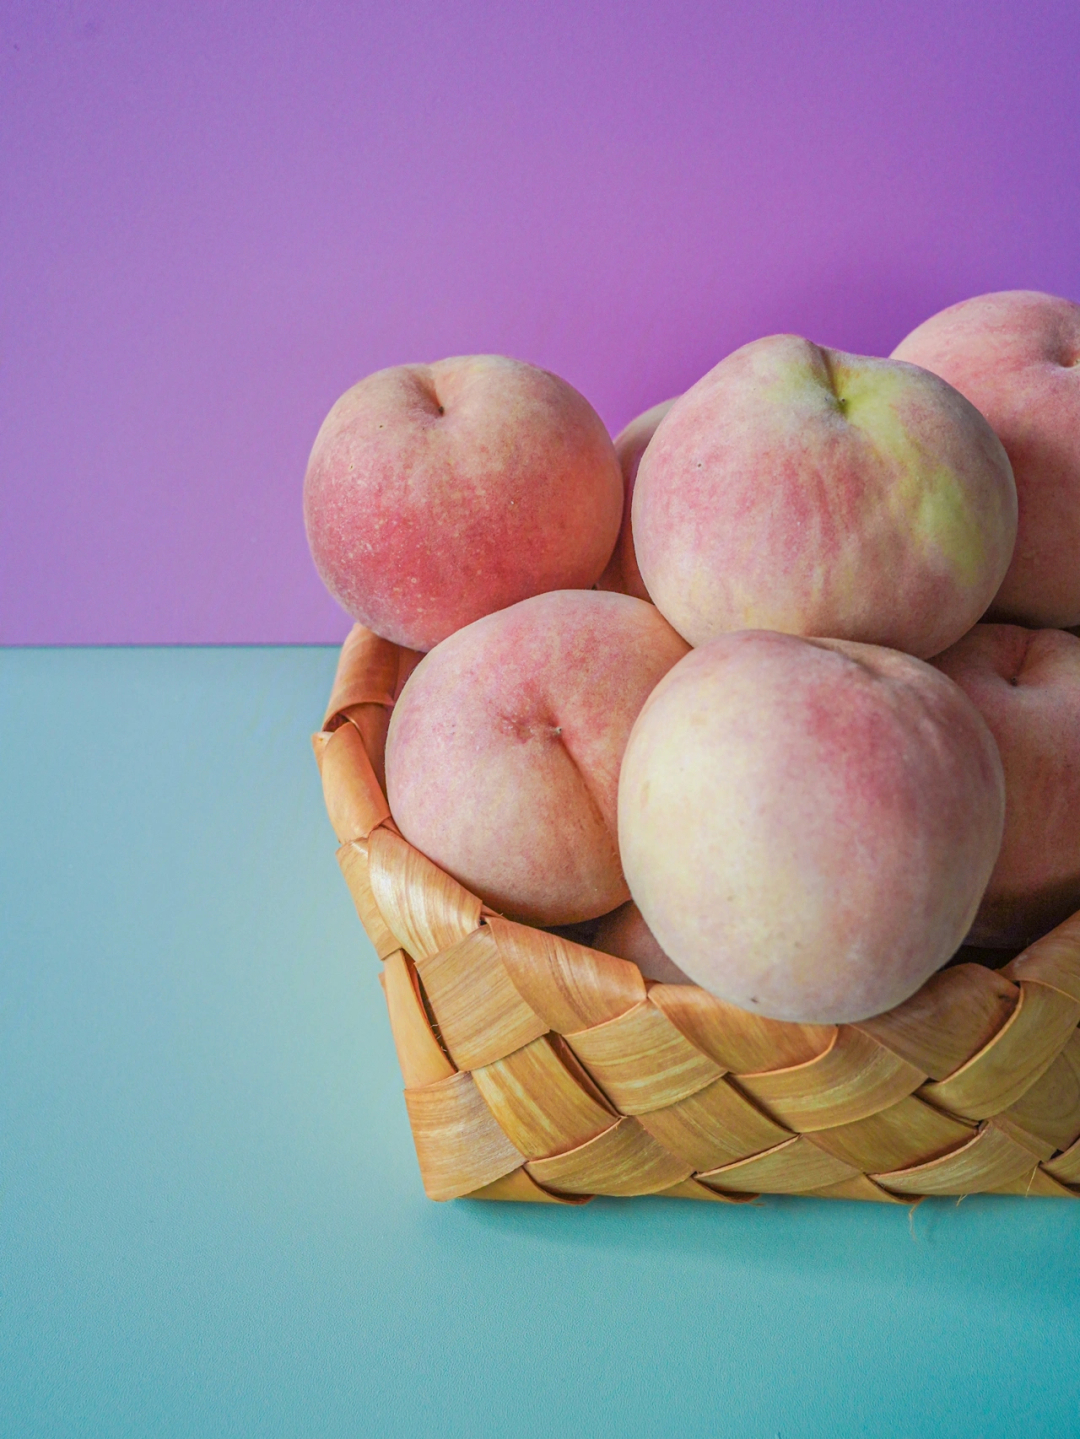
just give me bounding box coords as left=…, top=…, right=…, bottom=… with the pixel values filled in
left=314, top=623, right=1080, bottom=1204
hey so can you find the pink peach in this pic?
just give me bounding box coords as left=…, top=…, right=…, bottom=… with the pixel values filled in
left=592, top=901, right=692, bottom=984
left=893, top=291, right=1080, bottom=627
left=618, top=631, right=1005, bottom=1023
left=633, top=336, right=1017, bottom=657
left=304, top=355, right=623, bottom=651
left=386, top=589, right=690, bottom=925
left=931, top=624, right=1080, bottom=947
left=597, top=398, right=675, bottom=600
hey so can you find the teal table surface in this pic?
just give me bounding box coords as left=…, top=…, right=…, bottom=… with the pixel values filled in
left=3, top=646, right=1079, bottom=1439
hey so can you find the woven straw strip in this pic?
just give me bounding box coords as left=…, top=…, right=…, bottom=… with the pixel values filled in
left=872, top=1123, right=1038, bottom=1195
left=469, top=1168, right=591, bottom=1204
left=991, top=1169, right=1077, bottom=1198
left=525, top=1117, right=694, bottom=1196
left=854, top=964, right=1018, bottom=1080
left=323, top=625, right=403, bottom=723
left=807, top=1094, right=975, bottom=1174
left=416, top=926, right=548, bottom=1070
left=487, top=916, right=646, bottom=1032
left=404, top=1070, right=524, bottom=1200
left=337, top=840, right=400, bottom=959
left=367, top=827, right=483, bottom=960
left=991, top=1114, right=1056, bottom=1162
left=659, top=1178, right=758, bottom=1203
left=635, top=1076, right=792, bottom=1171
left=994, top=1029, right=1080, bottom=1156
left=321, top=625, right=418, bottom=795
left=698, top=1136, right=861, bottom=1195
left=806, top=1175, right=906, bottom=1204
left=647, top=983, right=835, bottom=1072
left=1002, top=912, right=1080, bottom=1001
left=735, top=1026, right=926, bottom=1131
left=316, top=624, right=1080, bottom=1203
left=1043, top=1134, right=1080, bottom=1186
left=919, top=982, right=1080, bottom=1119
left=564, top=1000, right=724, bottom=1113
left=315, top=721, right=390, bottom=842
left=471, top=1036, right=616, bottom=1160
left=380, top=951, right=456, bottom=1087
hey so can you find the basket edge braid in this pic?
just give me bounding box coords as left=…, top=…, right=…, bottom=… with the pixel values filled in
left=316, top=623, right=1080, bottom=1205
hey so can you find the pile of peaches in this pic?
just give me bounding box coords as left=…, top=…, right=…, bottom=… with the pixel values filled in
left=304, top=291, right=1080, bottom=1027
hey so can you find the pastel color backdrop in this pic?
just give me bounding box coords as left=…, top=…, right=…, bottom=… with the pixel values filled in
left=3, top=0, right=1080, bottom=644
left=6, top=8, right=1080, bottom=1435
left=5, top=645, right=1080, bottom=1438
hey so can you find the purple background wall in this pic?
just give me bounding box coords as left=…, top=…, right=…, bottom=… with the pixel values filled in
left=3, top=0, right=1079, bottom=644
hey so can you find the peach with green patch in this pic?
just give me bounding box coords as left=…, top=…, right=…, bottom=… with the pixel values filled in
left=386, top=589, right=689, bottom=925
left=932, top=624, right=1080, bottom=948
left=618, top=631, right=1005, bottom=1024
left=893, top=290, right=1080, bottom=628
left=304, top=355, right=623, bottom=651
left=633, top=335, right=1017, bottom=657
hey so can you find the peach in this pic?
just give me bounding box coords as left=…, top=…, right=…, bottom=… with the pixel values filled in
left=633, top=336, right=1017, bottom=657
left=893, top=291, right=1080, bottom=628
left=385, top=589, right=689, bottom=925
left=618, top=631, right=1005, bottom=1023
left=597, top=398, right=675, bottom=599
left=931, top=624, right=1080, bottom=947
left=592, top=901, right=692, bottom=984
left=304, top=355, right=623, bottom=651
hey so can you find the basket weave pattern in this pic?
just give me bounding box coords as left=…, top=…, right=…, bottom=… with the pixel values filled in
left=315, top=624, right=1080, bottom=1204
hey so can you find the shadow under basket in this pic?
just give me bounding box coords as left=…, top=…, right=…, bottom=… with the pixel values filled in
left=314, top=624, right=1080, bottom=1205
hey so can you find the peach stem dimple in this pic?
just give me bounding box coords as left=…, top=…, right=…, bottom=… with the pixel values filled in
left=418, top=368, right=446, bottom=418
left=817, top=345, right=848, bottom=415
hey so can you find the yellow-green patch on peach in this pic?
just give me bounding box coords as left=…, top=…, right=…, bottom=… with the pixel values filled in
left=632, top=336, right=1017, bottom=657
left=894, top=290, right=1080, bottom=627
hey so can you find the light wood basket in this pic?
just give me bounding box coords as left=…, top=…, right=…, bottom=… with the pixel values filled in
left=314, top=623, right=1080, bottom=1205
